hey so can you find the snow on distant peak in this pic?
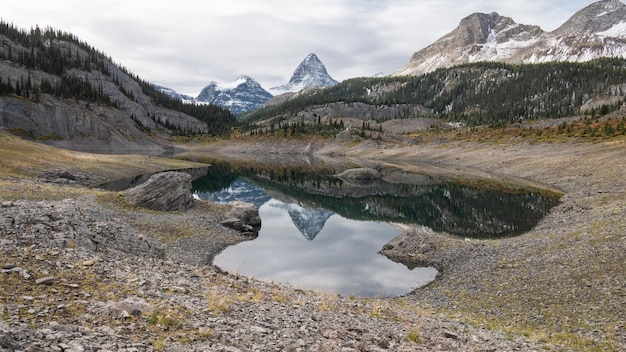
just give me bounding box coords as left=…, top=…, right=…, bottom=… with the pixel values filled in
left=196, top=75, right=272, bottom=115
left=270, top=53, right=338, bottom=94
left=216, top=75, right=253, bottom=90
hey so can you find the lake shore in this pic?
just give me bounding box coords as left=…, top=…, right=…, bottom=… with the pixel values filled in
left=1, top=133, right=624, bottom=351
left=185, top=137, right=626, bottom=350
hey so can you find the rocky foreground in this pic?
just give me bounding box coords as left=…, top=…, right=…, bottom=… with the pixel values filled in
left=1, top=136, right=625, bottom=351
left=1, top=173, right=552, bottom=352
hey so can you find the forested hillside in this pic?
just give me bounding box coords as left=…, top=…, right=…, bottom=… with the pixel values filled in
left=0, top=21, right=236, bottom=142
left=245, top=59, right=626, bottom=127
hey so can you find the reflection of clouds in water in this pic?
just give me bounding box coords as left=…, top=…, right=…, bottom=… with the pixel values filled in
left=214, top=199, right=437, bottom=297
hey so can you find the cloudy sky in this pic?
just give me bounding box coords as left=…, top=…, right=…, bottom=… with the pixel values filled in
left=3, top=0, right=596, bottom=95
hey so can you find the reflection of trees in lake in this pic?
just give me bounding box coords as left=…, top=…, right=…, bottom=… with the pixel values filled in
left=192, top=163, right=560, bottom=239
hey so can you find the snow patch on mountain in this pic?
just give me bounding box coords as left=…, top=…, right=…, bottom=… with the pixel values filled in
left=152, top=83, right=195, bottom=103
left=598, top=21, right=626, bottom=36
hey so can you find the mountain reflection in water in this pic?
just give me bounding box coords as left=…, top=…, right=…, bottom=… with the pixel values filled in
left=192, top=162, right=559, bottom=297
left=193, top=163, right=560, bottom=240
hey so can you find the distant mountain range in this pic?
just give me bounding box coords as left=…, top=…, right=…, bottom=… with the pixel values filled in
left=154, top=53, right=338, bottom=115
left=3, top=0, right=626, bottom=151
left=156, top=1, right=626, bottom=115
left=394, top=0, right=626, bottom=76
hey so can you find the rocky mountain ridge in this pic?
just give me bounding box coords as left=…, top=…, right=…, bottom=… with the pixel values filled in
left=394, top=0, right=626, bottom=76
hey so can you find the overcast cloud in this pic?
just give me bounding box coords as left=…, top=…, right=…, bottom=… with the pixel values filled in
left=3, top=0, right=596, bottom=95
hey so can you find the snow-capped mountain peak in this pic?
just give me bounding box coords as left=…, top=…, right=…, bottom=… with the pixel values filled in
left=152, top=83, right=195, bottom=103
left=393, top=0, right=626, bottom=77
left=269, top=53, right=339, bottom=95
left=196, top=75, right=273, bottom=115
left=154, top=53, right=338, bottom=113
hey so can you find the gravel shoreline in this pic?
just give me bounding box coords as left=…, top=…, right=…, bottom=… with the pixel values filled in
left=1, top=138, right=624, bottom=351
left=365, top=140, right=626, bottom=351
left=0, top=195, right=553, bottom=351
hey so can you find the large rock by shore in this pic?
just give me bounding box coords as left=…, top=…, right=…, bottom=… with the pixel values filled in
left=335, top=167, right=381, bottom=180
left=123, top=171, right=194, bottom=211
left=219, top=201, right=262, bottom=237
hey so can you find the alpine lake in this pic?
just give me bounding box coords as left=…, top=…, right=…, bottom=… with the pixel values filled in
left=185, top=159, right=560, bottom=298
left=100, top=158, right=560, bottom=298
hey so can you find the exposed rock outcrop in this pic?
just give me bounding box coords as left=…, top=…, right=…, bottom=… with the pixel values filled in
left=0, top=198, right=164, bottom=258
left=123, top=172, right=194, bottom=212
left=220, top=201, right=261, bottom=236
left=36, top=169, right=101, bottom=186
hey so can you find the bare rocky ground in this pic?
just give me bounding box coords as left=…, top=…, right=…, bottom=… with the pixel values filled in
left=1, top=132, right=625, bottom=351
left=193, top=136, right=626, bottom=351
left=0, top=193, right=550, bottom=352
left=367, top=141, right=626, bottom=352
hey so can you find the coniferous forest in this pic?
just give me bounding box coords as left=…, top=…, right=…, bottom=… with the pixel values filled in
left=0, top=21, right=237, bottom=137
left=244, top=59, right=626, bottom=127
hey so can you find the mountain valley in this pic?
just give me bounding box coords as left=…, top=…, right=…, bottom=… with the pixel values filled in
left=1, top=1, right=625, bottom=351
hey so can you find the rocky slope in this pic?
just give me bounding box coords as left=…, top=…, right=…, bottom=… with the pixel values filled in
left=0, top=23, right=235, bottom=153
left=394, top=0, right=626, bottom=76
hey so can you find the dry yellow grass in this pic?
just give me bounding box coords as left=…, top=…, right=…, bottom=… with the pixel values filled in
left=0, top=133, right=206, bottom=178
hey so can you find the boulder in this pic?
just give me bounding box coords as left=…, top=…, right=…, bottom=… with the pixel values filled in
left=123, top=172, right=194, bottom=211
left=335, top=168, right=381, bottom=180
left=220, top=201, right=261, bottom=236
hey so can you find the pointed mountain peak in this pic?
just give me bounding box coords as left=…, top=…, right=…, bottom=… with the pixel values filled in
left=270, top=53, right=338, bottom=94
left=299, top=53, right=322, bottom=66
left=553, top=0, right=626, bottom=35
left=288, top=52, right=337, bottom=85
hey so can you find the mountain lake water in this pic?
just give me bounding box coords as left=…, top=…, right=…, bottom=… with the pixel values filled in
left=189, top=162, right=561, bottom=298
